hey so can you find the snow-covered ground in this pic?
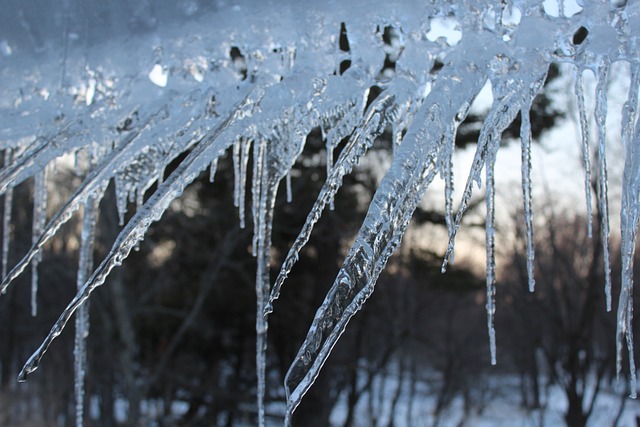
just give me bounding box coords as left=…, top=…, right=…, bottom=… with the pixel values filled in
left=104, top=372, right=640, bottom=426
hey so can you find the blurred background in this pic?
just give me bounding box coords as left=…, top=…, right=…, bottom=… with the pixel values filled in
left=1, top=1, right=640, bottom=426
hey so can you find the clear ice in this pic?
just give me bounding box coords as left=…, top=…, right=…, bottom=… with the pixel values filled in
left=0, top=0, right=639, bottom=424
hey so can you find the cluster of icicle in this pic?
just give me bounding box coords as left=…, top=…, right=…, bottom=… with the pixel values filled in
left=0, top=0, right=639, bottom=425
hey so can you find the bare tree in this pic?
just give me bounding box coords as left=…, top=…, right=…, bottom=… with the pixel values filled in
left=500, top=203, right=635, bottom=427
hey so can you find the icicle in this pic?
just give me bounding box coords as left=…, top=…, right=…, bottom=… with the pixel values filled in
left=440, top=64, right=549, bottom=362
left=233, top=139, right=241, bottom=208
left=239, top=138, right=252, bottom=229
left=442, top=96, right=473, bottom=254
left=2, top=149, right=13, bottom=279
left=594, top=60, right=612, bottom=312
left=31, top=168, right=48, bottom=317
left=252, top=139, right=267, bottom=258
left=286, top=171, right=293, bottom=203
left=74, top=196, right=98, bottom=427
left=442, top=122, right=456, bottom=263
left=0, top=109, right=169, bottom=295
left=0, top=117, right=86, bottom=195
left=0, top=103, right=162, bottom=197
left=267, top=92, right=397, bottom=313
left=17, top=95, right=246, bottom=382
left=209, top=158, right=218, bottom=182
left=485, top=133, right=500, bottom=365
left=136, top=187, right=145, bottom=213
left=327, top=144, right=335, bottom=211
left=251, top=137, right=266, bottom=425
left=617, top=63, right=639, bottom=398
left=283, top=59, right=489, bottom=419
left=252, top=149, right=279, bottom=427
left=520, top=105, right=536, bottom=292
left=442, top=74, right=544, bottom=273
left=73, top=149, right=81, bottom=177
left=115, top=180, right=128, bottom=227
left=391, top=124, right=398, bottom=157
left=574, top=67, right=593, bottom=239
left=442, top=134, right=491, bottom=272
left=157, top=165, right=165, bottom=187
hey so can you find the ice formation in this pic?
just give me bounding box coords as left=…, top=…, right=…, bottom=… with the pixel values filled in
left=0, top=0, right=639, bottom=425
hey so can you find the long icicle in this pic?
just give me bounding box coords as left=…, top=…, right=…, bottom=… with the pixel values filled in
left=520, top=104, right=536, bottom=292
left=441, top=98, right=473, bottom=263
left=594, top=60, right=612, bottom=312
left=266, top=92, right=397, bottom=312
left=2, top=149, right=13, bottom=279
left=31, top=168, right=48, bottom=317
left=442, top=70, right=547, bottom=273
left=254, top=171, right=278, bottom=427
left=444, top=124, right=456, bottom=245
left=233, top=138, right=241, bottom=209
left=239, top=138, right=252, bottom=229
left=441, top=124, right=498, bottom=273
left=485, top=131, right=500, bottom=365
left=252, top=137, right=268, bottom=427
left=440, top=61, right=548, bottom=369
left=74, top=196, right=99, bottom=427
left=617, top=63, right=639, bottom=398
left=574, top=66, right=594, bottom=239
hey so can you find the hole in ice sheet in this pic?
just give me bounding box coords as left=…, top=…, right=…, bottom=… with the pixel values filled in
left=381, top=26, right=403, bottom=60
left=379, top=26, right=403, bottom=79
left=501, top=5, right=521, bottom=27
left=339, top=60, right=351, bottom=75
left=117, top=118, right=132, bottom=133
left=573, top=26, right=588, bottom=45
left=382, top=26, right=394, bottom=46
left=339, top=22, right=350, bottom=52
left=429, top=59, right=444, bottom=75
left=229, top=46, right=248, bottom=81
left=337, top=22, right=351, bottom=75
left=610, top=0, right=627, bottom=8
left=542, top=0, right=560, bottom=17
left=116, top=112, right=139, bottom=133
left=471, top=80, right=494, bottom=114
left=564, top=0, right=584, bottom=16
left=364, top=85, right=383, bottom=111
left=426, top=16, right=462, bottom=46
left=379, top=56, right=396, bottom=79
left=206, top=94, right=219, bottom=118
left=555, top=0, right=585, bottom=16
left=148, top=64, right=168, bottom=88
